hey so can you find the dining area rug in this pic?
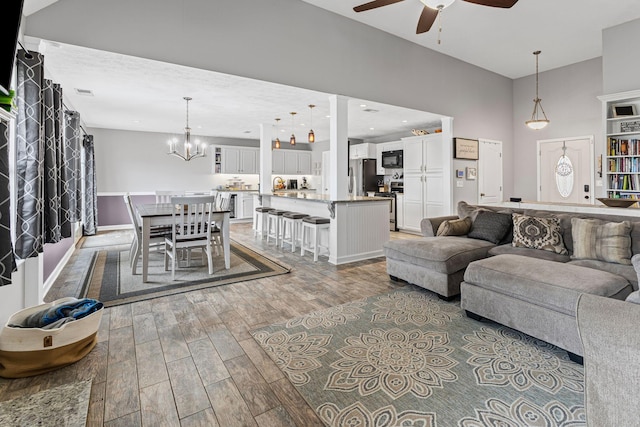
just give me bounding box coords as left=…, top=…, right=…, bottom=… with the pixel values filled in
left=79, top=241, right=290, bottom=307
left=252, top=287, right=586, bottom=427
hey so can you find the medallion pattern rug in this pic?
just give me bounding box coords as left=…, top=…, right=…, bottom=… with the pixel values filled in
left=79, top=241, right=290, bottom=307
left=253, top=287, right=585, bottom=427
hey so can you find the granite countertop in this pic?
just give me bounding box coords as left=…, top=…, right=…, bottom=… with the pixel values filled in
left=214, top=189, right=258, bottom=193
left=262, top=192, right=390, bottom=203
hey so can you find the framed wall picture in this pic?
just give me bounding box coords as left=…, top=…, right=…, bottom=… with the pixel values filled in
left=454, top=138, right=479, bottom=160
left=466, top=167, right=477, bottom=180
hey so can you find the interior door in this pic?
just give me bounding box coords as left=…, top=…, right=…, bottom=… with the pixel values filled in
left=478, top=139, right=503, bottom=204
left=538, top=136, right=594, bottom=204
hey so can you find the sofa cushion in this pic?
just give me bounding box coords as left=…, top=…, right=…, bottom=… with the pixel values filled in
left=436, top=217, right=472, bottom=236
left=571, top=218, right=632, bottom=265
left=383, top=236, right=495, bottom=275
left=568, top=259, right=638, bottom=291
left=463, top=254, right=632, bottom=317
left=468, top=211, right=512, bottom=244
left=488, top=244, right=571, bottom=263
left=511, top=213, right=568, bottom=255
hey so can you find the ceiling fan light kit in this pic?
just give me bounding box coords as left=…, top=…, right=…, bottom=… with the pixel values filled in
left=525, top=50, right=550, bottom=130
left=167, top=97, right=205, bottom=161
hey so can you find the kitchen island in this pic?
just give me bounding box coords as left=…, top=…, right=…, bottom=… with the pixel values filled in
left=258, top=192, right=391, bottom=265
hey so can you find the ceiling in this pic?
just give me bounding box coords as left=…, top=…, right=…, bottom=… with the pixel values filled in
left=22, top=0, right=640, bottom=141
left=302, top=0, right=640, bottom=79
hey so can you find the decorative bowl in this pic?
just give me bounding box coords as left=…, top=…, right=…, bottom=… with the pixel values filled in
left=596, top=198, right=638, bottom=208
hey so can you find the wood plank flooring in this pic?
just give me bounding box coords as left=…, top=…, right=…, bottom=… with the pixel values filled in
left=0, top=223, right=420, bottom=426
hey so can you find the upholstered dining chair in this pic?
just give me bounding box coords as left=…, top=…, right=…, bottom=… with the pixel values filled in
left=164, top=195, right=216, bottom=280
left=123, top=193, right=171, bottom=275
left=155, top=190, right=185, bottom=204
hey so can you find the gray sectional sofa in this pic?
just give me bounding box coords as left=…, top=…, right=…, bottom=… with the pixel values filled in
left=383, top=201, right=639, bottom=360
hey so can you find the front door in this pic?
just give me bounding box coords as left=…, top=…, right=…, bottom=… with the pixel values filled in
left=478, top=139, right=503, bottom=204
left=538, top=136, right=594, bottom=204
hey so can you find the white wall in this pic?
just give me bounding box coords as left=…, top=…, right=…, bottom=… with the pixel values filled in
left=603, top=18, right=640, bottom=95
left=512, top=57, right=603, bottom=200
left=25, top=0, right=514, bottom=195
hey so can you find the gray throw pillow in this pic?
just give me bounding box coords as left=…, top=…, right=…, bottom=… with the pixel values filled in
left=467, top=210, right=512, bottom=244
left=571, top=218, right=632, bottom=265
left=512, top=213, right=568, bottom=255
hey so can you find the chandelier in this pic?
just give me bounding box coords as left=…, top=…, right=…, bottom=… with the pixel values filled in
left=167, top=97, right=206, bottom=161
left=525, top=51, right=550, bottom=130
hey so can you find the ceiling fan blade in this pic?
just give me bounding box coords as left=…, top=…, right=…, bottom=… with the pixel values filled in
left=462, top=0, right=518, bottom=8
left=416, top=6, right=438, bottom=34
left=353, top=0, right=405, bottom=13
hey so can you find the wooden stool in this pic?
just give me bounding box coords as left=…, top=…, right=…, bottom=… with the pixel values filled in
left=266, top=210, right=288, bottom=246
left=281, top=212, right=309, bottom=252
left=254, top=207, right=275, bottom=239
left=300, top=216, right=330, bottom=261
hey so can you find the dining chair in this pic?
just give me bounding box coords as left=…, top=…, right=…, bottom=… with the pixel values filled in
left=155, top=190, right=185, bottom=204
left=164, top=195, right=216, bottom=280
left=123, top=193, right=171, bottom=275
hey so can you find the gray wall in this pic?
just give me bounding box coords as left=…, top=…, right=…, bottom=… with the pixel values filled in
left=26, top=0, right=514, bottom=196
left=512, top=57, right=603, bottom=200
left=603, top=18, right=640, bottom=94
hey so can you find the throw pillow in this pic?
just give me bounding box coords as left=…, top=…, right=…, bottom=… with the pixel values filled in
left=436, top=217, right=472, bottom=236
left=511, top=213, right=568, bottom=255
left=571, top=218, right=632, bottom=265
left=467, top=210, right=512, bottom=244
left=626, top=291, right=640, bottom=304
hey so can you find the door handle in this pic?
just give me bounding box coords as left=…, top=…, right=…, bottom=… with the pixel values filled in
left=480, top=193, right=485, bottom=197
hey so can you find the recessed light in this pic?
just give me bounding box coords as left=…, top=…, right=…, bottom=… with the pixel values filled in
left=325, top=115, right=331, bottom=118
left=243, top=130, right=252, bottom=134
left=402, top=120, right=408, bottom=123
left=132, top=120, right=140, bottom=123
left=360, top=104, right=367, bottom=107
left=197, top=125, right=202, bottom=129
left=369, top=127, right=375, bottom=130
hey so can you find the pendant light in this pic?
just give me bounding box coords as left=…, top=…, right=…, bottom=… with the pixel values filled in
left=307, top=104, right=315, bottom=143
left=167, top=97, right=206, bottom=161
left=525, top=50, right=550, bottom=130
left=289, top=112, right=297, bottom=145
left=274, top=118, right=281, bottom=149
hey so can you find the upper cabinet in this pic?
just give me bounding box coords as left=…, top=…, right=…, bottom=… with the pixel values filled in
left=272, top=149, right=312, bottom=175
left=599, top=90, right=640, bottom=199
left=349, top=143, right=375, bottom=160
left=212, top=145, right=259, bottom=174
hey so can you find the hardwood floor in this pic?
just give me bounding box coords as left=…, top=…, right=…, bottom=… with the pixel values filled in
left=0, top=223, right=420, bottom=426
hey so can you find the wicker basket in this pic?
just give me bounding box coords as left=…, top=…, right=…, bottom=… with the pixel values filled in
left=0, top=297, right=103, bottom=378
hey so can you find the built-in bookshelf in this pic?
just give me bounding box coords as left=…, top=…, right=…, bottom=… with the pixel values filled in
left=600, top=90, right=640, bottom=200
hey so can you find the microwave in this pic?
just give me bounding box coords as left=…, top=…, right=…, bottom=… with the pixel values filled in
left=381, top=150, right=403, bottom=169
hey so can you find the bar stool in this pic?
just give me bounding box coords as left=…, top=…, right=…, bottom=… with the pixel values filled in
left=300, top=216, right=330, bottom=262
left=254, top=207, right=275, bottom=239
left=266, top=210, right=288, bottom=246
left=281, top=212, right=309, bottom=252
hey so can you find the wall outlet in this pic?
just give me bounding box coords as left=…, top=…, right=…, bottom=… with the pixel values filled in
left=456, top=180, right=464, bottom=188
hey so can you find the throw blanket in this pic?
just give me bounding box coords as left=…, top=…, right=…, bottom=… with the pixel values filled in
left=10, top=298, right=103, bottom=329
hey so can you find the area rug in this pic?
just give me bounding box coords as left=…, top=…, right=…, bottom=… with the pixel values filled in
left=79, top=241, right=290, bottom=307
left=252, top=287, right=585, bottom=427
left=0, top=380, right=92, bottom=427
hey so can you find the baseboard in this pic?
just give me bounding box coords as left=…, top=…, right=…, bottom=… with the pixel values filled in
left=42, top=242, right=76, bottom=296
left=98, top=224, right=132, bottom=232
left=329, top=250, right=385, bottom=265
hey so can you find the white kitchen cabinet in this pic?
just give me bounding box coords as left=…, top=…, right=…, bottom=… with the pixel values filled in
left=272, top=149, right=312, bottom=174
left=396, top=193, right=404, bottom=229
left=217, top=146, right=259, bottom=174
left=349, top=143, right=375, bottom=159
left=401, top=134, right=448, bottom=233
left=237, top=192, right=254, bottom=219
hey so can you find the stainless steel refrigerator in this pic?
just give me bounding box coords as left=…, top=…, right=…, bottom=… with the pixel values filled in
left=348, top=158, right=382, bottom=196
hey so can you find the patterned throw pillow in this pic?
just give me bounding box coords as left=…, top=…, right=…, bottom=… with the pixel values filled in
left=512, top=213, right=568, bottom=255
left=436, top=217, right=472, bottom=236
left=571, top=218, right=632, bottom=265
left=467, top=211, right=512, bottom=244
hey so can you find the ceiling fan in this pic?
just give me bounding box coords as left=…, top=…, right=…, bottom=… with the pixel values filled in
left=353, top=0, right=518, bottom=38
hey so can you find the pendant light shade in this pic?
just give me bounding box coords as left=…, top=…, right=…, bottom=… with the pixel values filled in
left=308, top=104, right=315, bottom=143
left=274, top=118, right=281, bottom=149
left=290, top=112, right=297, bottom=145
left=525, top=50, right=549, bottom=130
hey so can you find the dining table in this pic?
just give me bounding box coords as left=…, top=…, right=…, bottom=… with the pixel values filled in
left=135, top=203, right=231, bottom=283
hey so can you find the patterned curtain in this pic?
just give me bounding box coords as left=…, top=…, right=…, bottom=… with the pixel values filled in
left=63, top=111, right=82, bottom=224
left=15, top=50, right=45, bottom=259
left=42, top=80, right=70, bottom=243
left=0, top=122, right=16, bottom=285
left=83, top=134, right=97, bottom=235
